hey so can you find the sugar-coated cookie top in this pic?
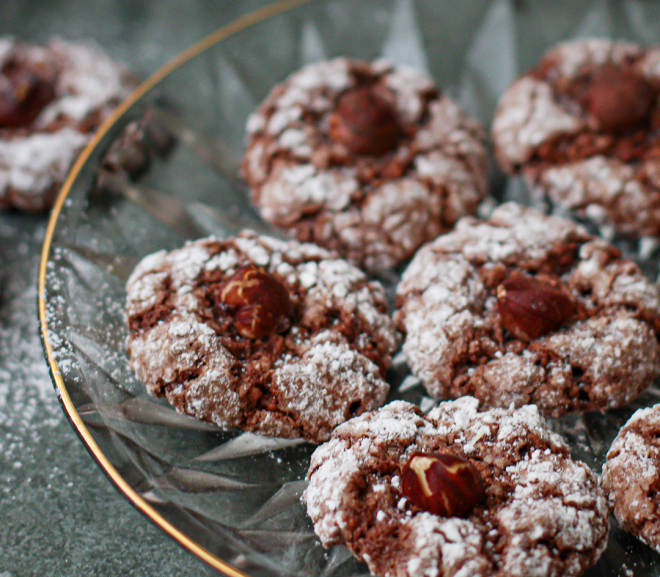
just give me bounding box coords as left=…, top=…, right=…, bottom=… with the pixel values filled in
left=126, top=231, right=399, bottom=442
left=243, top=58, right=487, bottom=271
left=305, top=398, right=609, bottom=577
left=395, top=202, right=660, bottom=415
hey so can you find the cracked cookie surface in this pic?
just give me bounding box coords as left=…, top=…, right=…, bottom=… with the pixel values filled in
left=602, top=404, right=660, bottom=553
left=125, top=231, right=398, bottom=443
left=304, top=398, right=609, bottom=577
left=394, top=202, right=660, bottom=416
left=492, top=38, right=660, bottom=238
left=242, top=58, right=488, bottom=272
left=0, top=36, right=136, bottom=211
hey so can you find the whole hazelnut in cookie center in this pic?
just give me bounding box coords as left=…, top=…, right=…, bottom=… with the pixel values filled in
left=401, top=452, right=486, bottom=518
left=329, top=84, right=401, bottom=156
left=578, top=62, right=655, bottom=133
left=217, top=264, right=294, bottom=340
left=496, top=272, right=576, bottom=342
left=0, top=61, right=55, bottom=129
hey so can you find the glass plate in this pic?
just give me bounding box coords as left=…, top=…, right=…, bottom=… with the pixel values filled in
left=39, top=0, right=660, bottom=575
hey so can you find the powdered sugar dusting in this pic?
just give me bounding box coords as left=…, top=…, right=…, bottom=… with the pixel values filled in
left=395, top=203, right=660, bottom=415
left=492, top=77, right=583, bottom=171
left=38, top=38, right=133, bottom=125
left=126, top=230, right=398, bottom=442
left=130, top=315, right=243, bottom=428
left=0, top=129, right=88, bottom=197
left=0, top=37, right=135, bottom=210
left=272, top=331, right=387, bottom=442
left=304, top=439, right=358, bottom=542
left=1, top=223, right=65, bottom=493
left=304, top=398, right=608, bottom=577
left=532, top=156, right=660, bottom=238
left=492, top=38, right=660, bottom=238
left=243, top=57, right=487, bottom=271
left=548, top=38, right=642, bottom=78
left=603, top=404, right=660, bottom=553
left=404, top=514, right=490, bottom=577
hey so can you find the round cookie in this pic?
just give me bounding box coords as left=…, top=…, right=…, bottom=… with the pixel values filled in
left=242, top=58, right=488, bottom=272
left=125, top=230, right=399, bottom=443
left=0, top=37, right=136, bottom=211
left=394, top=202, right=660, bottom=416
left=304, top=398, right=609, bottom=577
left=100, top=108, right=176, bottom=182
left=492, top=38, right=660, bottom=238
left=602, top=404, right=660, bottom=553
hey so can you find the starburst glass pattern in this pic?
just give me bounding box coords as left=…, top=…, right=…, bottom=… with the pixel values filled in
left=42, top=0, right=660, bottom=575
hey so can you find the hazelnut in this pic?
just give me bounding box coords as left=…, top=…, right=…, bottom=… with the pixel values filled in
left=580, top=63, right=654, bottom=133
left=401, top=452, right=485, bottom=518
left=497, top=272, right=575, bottom=342
left=329, top=85, right=400, bottom=156
left=0, top=64, right=55, bottom=128
left=218, top=264, right=293, bottom=340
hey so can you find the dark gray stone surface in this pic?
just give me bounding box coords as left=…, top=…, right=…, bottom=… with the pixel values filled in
left=0, top=2, right=271, bottom=574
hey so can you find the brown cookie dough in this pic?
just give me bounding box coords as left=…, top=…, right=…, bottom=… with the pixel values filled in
left=125, top=231, right=399, bottom=443
left=101, top=108, right=175, bottom=180
left=242, top=58, right=488, bottom=272
left=602, top=404, right=660, bottom=553
left=492, top=38, right=660, bottom=238
left=394, top=202, right=660, bottom=416
left=0, top=37, right=137, bottom=211
left=304, top=398, right=609, bottom=577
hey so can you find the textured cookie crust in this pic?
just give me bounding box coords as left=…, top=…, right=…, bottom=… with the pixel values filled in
left=394, top=203, right=660, bottom=416
left=305, top=398, right=609, bottom=577
left=126, top=231, right=398, bottom=443
left=0, top=37, right=136, bottom=211
left=602, top=404, right=660, bottom=553
left=492, top=38, right=660, bottom=237
left=101, top=108, right=175, bottom=180
left=242, top=58, right=488, bottom=272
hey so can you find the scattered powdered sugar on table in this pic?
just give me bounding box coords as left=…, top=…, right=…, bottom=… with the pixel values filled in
left=0, top=222, right=63, bottom=489
left=0, top=283, right=61, bottom=446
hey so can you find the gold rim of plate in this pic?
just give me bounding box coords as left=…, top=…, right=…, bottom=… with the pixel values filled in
left=38, top=0, right=314, bottom=574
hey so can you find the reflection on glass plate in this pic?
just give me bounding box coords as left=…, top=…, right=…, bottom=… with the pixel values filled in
left=39, top=0, right=660, bottom=575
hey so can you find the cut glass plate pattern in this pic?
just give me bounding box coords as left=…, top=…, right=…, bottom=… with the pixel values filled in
left=41, top=0, right=660, bottom=575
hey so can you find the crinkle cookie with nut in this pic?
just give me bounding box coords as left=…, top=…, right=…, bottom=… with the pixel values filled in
left=242, top=58, right=488, bottom=272
left=394, top=202, right=660, bottom=416
left=304, top=398, right=609, bottom=577
left=0, top=36, right=137, bottom=211
left=602, top=404, right=660, bottom=553
left=125, top=231, right=399, bottom=443
left=492, top=38, right=660, bottom=238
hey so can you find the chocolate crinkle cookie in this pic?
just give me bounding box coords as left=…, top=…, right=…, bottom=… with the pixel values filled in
left=101, top=108, right=175, bottom=181
left=0, top=36, right=137, bottom=211
left=242, top=58, right=488, bottom=272
left=304, top=398, right=609, bottom=577
left=125, top=231, right=399, bottom=443
left=602, top=404, right=660, bottom=553
left=394, top=202, right=660, bottom=416
left=492, top=38, right=660, bottom=238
